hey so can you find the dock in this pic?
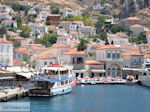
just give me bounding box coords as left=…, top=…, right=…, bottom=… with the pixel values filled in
left=0, top=87, right=28, bottom=102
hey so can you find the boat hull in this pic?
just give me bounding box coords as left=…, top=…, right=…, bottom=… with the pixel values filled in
left=140, top=76, right=150, bottom=87
left=29, top=85, right=72, bottom=97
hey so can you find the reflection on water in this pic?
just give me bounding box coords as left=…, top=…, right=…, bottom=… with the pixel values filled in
left=12, top=85, right=150, bottom=112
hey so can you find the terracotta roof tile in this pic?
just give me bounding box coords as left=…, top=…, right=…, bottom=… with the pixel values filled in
left=126, top=17, right=141, bottom=21
left=122, top=51, right=143, bottom=56
left=37, top=56, right=56, bottom=60
left=85, top=60, right=104, bottom=65
left=62, top=48, right=85, bottom=55
left=15, top=48, right=28, bottom=54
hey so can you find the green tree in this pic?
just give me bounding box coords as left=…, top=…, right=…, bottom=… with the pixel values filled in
left=20, top=25, right=32, bottom=38
left=77, top=39, right=89, bottom=51
left=100, top=32, right=107, bottom=40
left=0, top=27, right=7, bottom=36
left=111, top=24, right=124, bottom=34
left=84, top=17, right=94, bottom=26
left=105, top=37, right=109, bottom=45
left=74, top=15, right=84, bottom=21
left=95, top=15, right=105, bottom=33
left=111, top=40, right=114, bottom=44
left=35, top=33, right=58, bottom=47
left=12, top=16, right=22, bottom=27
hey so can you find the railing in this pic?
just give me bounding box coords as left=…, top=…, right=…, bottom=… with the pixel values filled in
left=30, top=74, right=74, bottom=82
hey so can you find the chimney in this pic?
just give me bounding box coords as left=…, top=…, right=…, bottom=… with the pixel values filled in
left=3, top=35, right=6, bottom=42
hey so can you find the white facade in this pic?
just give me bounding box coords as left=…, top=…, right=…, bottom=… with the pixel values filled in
left=82, top=26, right=96, bottom=35
left=146, top=31, right=150, bottom=44
left=0, top=36, right=13, bottom=66
left=35, top=57, right=56, bottom=70
left=33, top=5, right=49, bottom=11
left=130, top=24, right=144, bottom=37
left=93, top=3, right=104, bottom=10
left=0, top=13, right=11, bottom=20
left=0, top=5, right=13, bottom=13
left=18, top=1, right=31, bottom=6
left=37, top=11, right=50, bottom=19
left=63, top=10, right=81, bottom=16
left=1, top=20, right=17, bottom=28
left=57, top=35, right=71, bottom=45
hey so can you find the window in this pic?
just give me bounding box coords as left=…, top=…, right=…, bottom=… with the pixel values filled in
left=18, top=54, right=21, bottom=58
left=44, top=62, right=47, bottom=66
left=50, top=61, right=53, bottom=65
left=1, top=45, right=3, bottom=52
left=7, top=46, right=9, bottom=52
left=61, top=81, right=64, bottom=85
left=133, top=59, right=136, bottom=64
left=112, top=51, right=116, bottom=59
left=107, top=51, right=111, bottom=58
left=116, top=51, right=120, bottom=58
left=139, top=58, right=141, bottom=64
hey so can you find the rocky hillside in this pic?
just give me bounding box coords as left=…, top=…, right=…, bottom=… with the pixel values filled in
left=119, top=0, right=150, bottom=19
left=28, top=0, right=96, bottom=11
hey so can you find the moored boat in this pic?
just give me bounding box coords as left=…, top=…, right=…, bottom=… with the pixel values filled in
left=29, top=64, right=75, bottom=96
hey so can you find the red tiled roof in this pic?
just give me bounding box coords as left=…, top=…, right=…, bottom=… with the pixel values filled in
left=130, top=24, right=144, bottom=28
left=37, top=56, right=56, bottom=60
left=122, top=51, right=143, bottom=56
left=126, top=17, right=141, bottom=21
left=85, top=60, right=104, bottom=65
left=13, top=60, right=25, bottom=66
left=96, top=45, right=120, bottom=50
left=15, top=48, right=28, bottom=54
left=0, top=38, right=12, bottom=44
left=47, top=64, right=64, bottom=68
left=62, top=48, right=85, bottom=55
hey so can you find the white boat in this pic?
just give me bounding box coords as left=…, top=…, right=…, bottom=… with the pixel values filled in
left=29, top=64, right=75, bottom=96
left=139, top=63, right=150, bottom=87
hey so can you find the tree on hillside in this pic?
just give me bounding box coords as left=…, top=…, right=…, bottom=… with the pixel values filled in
left=95, top=15, right=105, bottom=33
left=20, top=25, right=32, bottom=38
left=35, top=33, right=58, bottom=47
left=105, top=37, right=109, bottom=45
left=0, top=27, right=7, bottom=36
left=111, top=40, right=114, bottom=44
left=12, top=16, right=22, bottom=27
left=74, top=15, right=84, bottom=21
left=77, top=38, right=89, bottom=51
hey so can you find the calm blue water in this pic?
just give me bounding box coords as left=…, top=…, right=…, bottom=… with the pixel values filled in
left=12, top=85, right=150, bottom=112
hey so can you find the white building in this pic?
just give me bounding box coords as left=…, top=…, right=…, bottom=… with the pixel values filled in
left=82, top=26, right=96, bottom=35
left=37, top=11, right=50, bottom=19
left=57, top=35, right=71, bottom=45
left=35, top=56, right=56, bottom=70
left=1, top=20, right=17, bottom=28
left=107, top=33, right=129, bottom=45
left=59, top=21, right=84, bottom=33
left=93, top=3, right=104, bottom=10
left=130, top=24, right=144, bottom=37
left=33, top=5, right=49, bottom=11
left=62, top=8, right=81, bottom=16
left=17, top=1, right=31, bottom=6
left=146, top=31, right=150, bottom=44
left=0, top=13, right=11, bottom=20
left=0, top=5, right=14, bottom=13
left=0, top=35, right=13, bottom=66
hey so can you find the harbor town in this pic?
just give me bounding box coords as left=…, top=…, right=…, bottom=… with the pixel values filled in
left=0, top=0, right=150, bottom=112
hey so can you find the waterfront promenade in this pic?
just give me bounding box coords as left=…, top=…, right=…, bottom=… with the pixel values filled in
left=0, top=87, right=28, bottom=101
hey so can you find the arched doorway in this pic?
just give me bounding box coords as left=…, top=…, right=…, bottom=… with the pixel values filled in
left=107, top=64, right=121, bottom=77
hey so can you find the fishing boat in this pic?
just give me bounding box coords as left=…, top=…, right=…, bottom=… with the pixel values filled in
left=29, top=64, right=75, bottom=96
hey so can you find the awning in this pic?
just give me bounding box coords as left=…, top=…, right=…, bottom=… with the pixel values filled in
left=73, top=69, right=86, bottom=73
left=122, top=68, right=142, bottom=71
left=91, top=69, right=105, bottom=73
